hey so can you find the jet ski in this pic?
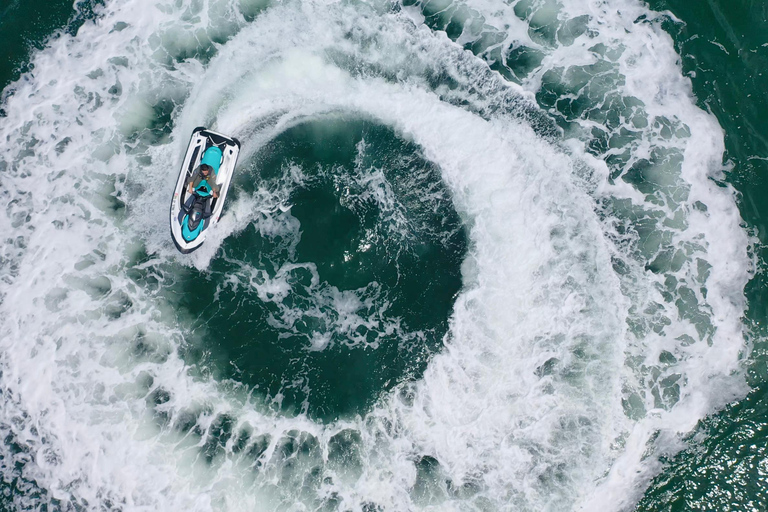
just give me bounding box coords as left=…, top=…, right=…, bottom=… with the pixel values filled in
left=170, top=127, right=241, bottom=253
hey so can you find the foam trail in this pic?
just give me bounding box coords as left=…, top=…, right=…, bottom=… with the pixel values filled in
left=391, top=0, right=753, bottom=505
left=0, top=0, right=754, bottom=510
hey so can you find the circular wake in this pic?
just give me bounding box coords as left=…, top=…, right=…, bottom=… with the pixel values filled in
left=0, top=0, right=753, bottom=510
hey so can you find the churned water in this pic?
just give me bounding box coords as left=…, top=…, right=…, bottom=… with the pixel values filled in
left=1, top=0, right=765, bottom=510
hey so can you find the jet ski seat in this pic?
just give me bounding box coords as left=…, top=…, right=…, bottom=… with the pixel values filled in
left=201, top=146, right=223, bottom=174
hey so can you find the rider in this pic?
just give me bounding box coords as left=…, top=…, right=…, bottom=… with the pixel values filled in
left=186, top=164, right=219, bottom=198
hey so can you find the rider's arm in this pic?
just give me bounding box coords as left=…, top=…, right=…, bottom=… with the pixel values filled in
left=186, top=167, right=200, bottom=193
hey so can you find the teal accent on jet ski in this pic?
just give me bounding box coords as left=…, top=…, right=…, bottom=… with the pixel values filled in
left=195, top=180, right=213, bottom=197
left=182, top=214, right=206, bottom=241
left=201, top=147, right=223, bottom=174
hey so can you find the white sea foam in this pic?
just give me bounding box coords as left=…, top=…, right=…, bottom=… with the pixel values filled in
left=0, top=0, right=754, bottom=510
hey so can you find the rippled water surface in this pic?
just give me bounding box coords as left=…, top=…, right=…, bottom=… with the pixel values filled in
left=1, top=0, right=765, bottom=510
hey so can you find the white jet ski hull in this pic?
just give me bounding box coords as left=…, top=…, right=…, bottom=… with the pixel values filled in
left=170, top=127, right=241, bottom=253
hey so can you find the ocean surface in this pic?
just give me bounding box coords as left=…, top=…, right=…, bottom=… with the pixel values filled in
left=1, top=0, right=766, bottom=510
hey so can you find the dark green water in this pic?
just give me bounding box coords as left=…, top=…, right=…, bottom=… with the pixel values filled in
left=2, top=0, right=768, bottom=509
left=0, top=0, right=101, bottom=110
left=163, top=119, right=466, bottom=421
left=636, top=1, right=768, bottom=509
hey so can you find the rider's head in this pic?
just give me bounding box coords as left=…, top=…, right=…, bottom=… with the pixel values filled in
left=201, top=164, right=212, bottom=176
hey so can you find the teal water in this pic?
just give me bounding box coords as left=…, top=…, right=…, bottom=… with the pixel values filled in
left=636, top=1, right=768, bottom=509
left=1, top=0, right=766, bottom=510
left=0, top=0, right=102, bottom=105
left=167, top=119, right=466, bottom=421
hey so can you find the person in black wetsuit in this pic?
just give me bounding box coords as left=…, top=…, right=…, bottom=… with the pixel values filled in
left=186, top=164, right=219, bottom=198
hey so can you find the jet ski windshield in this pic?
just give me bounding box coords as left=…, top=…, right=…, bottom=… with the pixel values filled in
left=188, top=210, right=203, bottom=230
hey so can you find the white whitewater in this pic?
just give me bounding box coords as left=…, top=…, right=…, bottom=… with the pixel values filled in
left=0, top=0, right=753, bottom=510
